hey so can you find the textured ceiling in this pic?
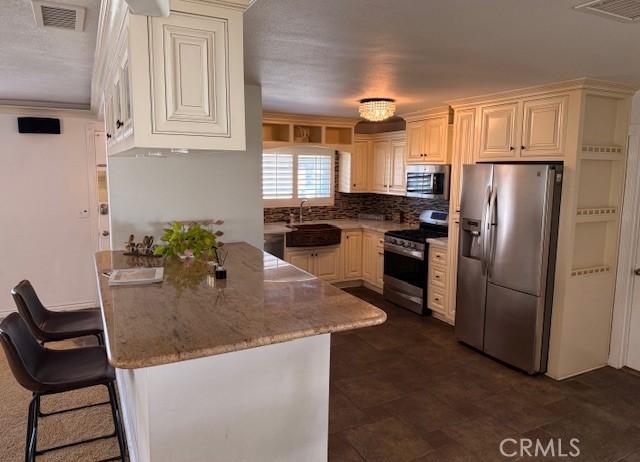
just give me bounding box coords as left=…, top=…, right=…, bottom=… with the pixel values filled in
left=0, top=0, right=99, bottom=108
left=244, top=0, right=640, bottom=117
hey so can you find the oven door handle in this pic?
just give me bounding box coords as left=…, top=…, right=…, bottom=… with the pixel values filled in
left=384, top=243, right=424, bottom=260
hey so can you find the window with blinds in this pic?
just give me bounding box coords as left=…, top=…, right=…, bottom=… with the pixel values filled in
left=263, top=149, right=334, bottom=207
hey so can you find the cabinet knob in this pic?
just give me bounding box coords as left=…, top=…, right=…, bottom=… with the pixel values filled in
left=353, top=183, right=356, bottom=187
left=106, top=133, right=112, bottom=139
left=521, top=145, right=526, bottom=150
left=509, top=146, right=515, bottom=151
left=116, top=120, right=124, bottom=128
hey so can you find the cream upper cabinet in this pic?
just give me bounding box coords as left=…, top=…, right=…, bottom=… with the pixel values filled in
left=149, top=12, right=230, bottom=137
left=342, top=231, right=363, bottom=280
left=372, top=140, right=390, bottom=192
left=520, top=96, right=567, bottom=157
left=388, top=141, right=406, bottom=193
left=99, top=0, right=247, bottom=156
left=339, top=141, right=370, bottom=193
left=406, top=120, right=426, bottom=162
left=424, top=117, right=448, bottom=162
left=478, top=102, right=518, bottom=160
left=406, top=113, right=451, bottom=164
left=450, top=109, right=476, bottom=215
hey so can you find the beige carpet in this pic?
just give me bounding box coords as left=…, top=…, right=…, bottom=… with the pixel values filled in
left=0, top=338, right=125, bottom=462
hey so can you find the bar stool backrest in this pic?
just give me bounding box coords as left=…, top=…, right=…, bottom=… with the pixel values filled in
left=0, top=313, right=45, bottom=392
left=12, top=280, right=49, bottom=340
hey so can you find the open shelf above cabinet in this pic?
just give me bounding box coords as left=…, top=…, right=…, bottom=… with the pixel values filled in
left=262, top=113, right=358, bottom=150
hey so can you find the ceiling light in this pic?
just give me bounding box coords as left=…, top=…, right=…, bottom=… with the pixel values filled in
left=358, top=98, right=396, bottom=122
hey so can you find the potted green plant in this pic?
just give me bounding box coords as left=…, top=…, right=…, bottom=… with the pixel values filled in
left=154, top=221, right=220, bottom=260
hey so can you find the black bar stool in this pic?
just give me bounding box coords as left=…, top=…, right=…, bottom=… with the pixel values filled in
left=12, top=280, right=104, bottom=345
left=0, top=313, right=126, bottom=462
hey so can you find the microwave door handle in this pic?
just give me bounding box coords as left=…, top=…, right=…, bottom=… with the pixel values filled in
left=487, top=187, right=498, bottom=276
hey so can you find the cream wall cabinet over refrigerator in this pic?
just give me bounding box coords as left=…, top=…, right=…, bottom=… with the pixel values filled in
left=101, top=0, right=247, bottom=156
left=339, top=141, right=370, bottom=193
left=477, top=96, right=567, bottom=161
left=342, top=230, right=363, bottom=280
left=285, top=246, right=341, bottom=282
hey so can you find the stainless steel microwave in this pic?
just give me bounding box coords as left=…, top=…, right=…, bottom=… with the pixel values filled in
left=406, top=164, right=450, bottom=199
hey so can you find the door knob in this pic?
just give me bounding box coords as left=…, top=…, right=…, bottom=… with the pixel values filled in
left=635, top=268, right=640, bottom=276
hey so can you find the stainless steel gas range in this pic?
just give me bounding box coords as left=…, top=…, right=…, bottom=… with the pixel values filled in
left=383, top=210, right=448, bottom=314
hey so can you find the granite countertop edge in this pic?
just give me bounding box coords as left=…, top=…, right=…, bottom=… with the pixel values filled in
left=107, top=312, right=387, bottom=369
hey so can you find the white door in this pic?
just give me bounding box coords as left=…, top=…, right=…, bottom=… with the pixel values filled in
left=628, top=255, right=640, bottom=371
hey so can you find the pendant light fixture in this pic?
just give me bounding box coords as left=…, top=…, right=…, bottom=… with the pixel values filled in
left=358, top=98, right=396, bottom=122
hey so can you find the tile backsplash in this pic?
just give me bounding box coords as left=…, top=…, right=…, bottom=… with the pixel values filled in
left=264, top=153, right=449, bottom=224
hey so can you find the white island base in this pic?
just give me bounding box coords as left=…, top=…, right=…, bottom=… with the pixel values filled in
left=116, top=334, right=330, bottom=462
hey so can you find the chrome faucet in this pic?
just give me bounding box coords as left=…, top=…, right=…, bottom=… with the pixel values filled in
left=299, top=200, right=308, bottom=223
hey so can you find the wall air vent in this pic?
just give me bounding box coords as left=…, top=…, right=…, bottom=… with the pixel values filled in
left=574, top=0, right=640, bottom=22
left=32, top=0, right=86, bottom=31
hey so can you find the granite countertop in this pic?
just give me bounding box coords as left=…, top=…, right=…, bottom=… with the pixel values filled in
left=95, top=243, right=387, bottom=369
left=264, top=219, right=417, bottom=235
left=427, top=237, right=448, bottom=247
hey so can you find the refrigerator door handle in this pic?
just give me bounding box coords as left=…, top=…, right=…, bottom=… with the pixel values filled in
left=487, top=187, right=498, bottom=276
left=481, top=185, right=492, bottom=275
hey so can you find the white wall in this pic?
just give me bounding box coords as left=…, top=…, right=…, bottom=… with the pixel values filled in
left=631, top=90, right=640, bottom=125
left=0, top=109, right=100, bottom=315
left=108, top=85, right=264, bottom=249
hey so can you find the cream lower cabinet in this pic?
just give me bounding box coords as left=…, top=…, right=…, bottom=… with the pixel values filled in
left=342, top=230, right=363, bottom=280
left=362, top=231, right=384, bottom=290
left=100, top=0, right=248, bottom=156
left=427, top=244, right=449, bottom=318
left=285, top=246, right=341, bottom=282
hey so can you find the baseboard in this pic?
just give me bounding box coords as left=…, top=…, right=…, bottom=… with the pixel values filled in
left=0, top=300, right=98, bottom=319
left=362, top=281, right=383, bottom=294
left=333, top=280, right=363, bottom=289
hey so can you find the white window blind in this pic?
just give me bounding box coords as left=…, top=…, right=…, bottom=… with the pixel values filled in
left=262, top=153, right=294, bottom=200
left=298, top=154, right=332, bottom=199
left=262, top=149, right=334, bottom=207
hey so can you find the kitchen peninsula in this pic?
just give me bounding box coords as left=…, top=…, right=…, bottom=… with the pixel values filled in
left=95, top=242, right=386, bottom=462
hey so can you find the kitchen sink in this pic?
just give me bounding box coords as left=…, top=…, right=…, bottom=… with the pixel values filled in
left=285, top=223, right=342, bottom=247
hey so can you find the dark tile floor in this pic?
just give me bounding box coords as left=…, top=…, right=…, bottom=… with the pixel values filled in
left=329, top=287, right=640, bottom=462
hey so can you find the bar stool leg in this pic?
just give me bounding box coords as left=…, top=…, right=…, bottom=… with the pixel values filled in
left=106, top=382, right=126, bottom=460
left=25, top=394, right=39, bottom=462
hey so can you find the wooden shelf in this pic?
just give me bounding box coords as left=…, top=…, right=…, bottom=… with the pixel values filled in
left=325, top=126, right=353, bottom=145
left=263, top=123, right=291, bottom=143
left=293, top=125, right=322, bottom=144
left=571, top=265, right=611, bottom=277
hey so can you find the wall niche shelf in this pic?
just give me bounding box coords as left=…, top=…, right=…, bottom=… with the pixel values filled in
left=263, top=123, right=291, bottom=143
left=576, top=207, right=618, bottom=223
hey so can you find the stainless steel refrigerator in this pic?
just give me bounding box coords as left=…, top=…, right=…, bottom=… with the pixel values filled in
left=455, top=163, right=563, bottom=374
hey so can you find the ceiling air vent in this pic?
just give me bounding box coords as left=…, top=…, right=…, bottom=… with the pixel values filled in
left=32, top=0, right=86, bottom=31
left=574, top=0, right=640, bottom=22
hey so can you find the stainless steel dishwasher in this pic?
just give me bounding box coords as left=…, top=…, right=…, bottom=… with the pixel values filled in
left=264, top=233, right=284, bottom=259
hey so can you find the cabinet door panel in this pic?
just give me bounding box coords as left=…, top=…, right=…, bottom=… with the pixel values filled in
left=406, top=121, right=426, bottom=163
left=150, top=12, right=230, bottom=136
left=286, top=250, right=313, bottom=273
left=375, top=244, right=384, bottom=289
left=451, top=109, right=475, bottom=215
left=353, top=141, right=370, bottom=191
left=372, top=141, right=390, bottom=192
left=343, top=231, right=363, bottom=279
left=425, top=117, right=447, bottom=162
left=314, top=247, right=341, bottom=282
left=362, top=233, right=376, bottom=284
left=521, top=96, right=567, bottom=157
left=389, top=141, right=406, bottom=193
left=478, top=102, right=518, bottom=159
